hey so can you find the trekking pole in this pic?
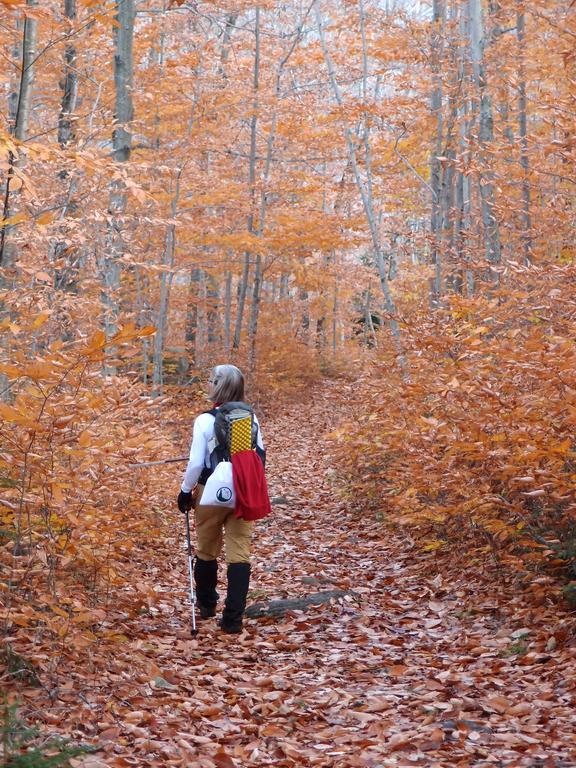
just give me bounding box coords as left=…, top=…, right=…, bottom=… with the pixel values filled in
left=129, top=455, right=188, bottom=468
left=183, top=508, right=198, bottom=636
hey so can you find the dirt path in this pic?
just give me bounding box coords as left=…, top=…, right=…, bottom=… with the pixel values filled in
left=84, top=383, right=576, bottom=767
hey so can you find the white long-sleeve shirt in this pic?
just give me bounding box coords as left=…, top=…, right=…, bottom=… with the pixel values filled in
left=181, top=411, right=264, bottom=493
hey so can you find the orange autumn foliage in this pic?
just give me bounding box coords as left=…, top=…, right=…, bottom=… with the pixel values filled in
left=333, top=262, right=576, bottom=576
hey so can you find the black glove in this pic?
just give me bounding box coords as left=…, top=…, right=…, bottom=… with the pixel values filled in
left=177, top=490, right=193, bottom=513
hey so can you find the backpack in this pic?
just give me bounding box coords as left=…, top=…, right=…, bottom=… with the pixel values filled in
left=207, top=401, right=259, bottom=469
left=202, top=402, right=271, bottom=521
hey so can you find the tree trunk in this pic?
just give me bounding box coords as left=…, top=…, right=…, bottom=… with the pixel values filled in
left=135, top=267, right=151, bottom=384
left=332, top=273, right=338, bottom=353
left=363, top=288, right=378, bottom=347
left=58, top=0, right=78, bottom=148
left=429, top=0, right=444, bottom=306
left=468, top=0, right=501, bottom=273
left=233, top=6, right=260, bottom=351
left=224, top=269, right=232, bottom=355
left=102, top=0, right=135, bottom=366
left=46, top=0, right=81, bottom=299
left=186, top=267, right=200, bottom=351
left=14, top=5, right=36, bottom=143
left=233, top=253, right=251, bottom=351
left=0, top=2, right=37, bottom=266
left=195, top=269, right=207, bottom=367
left=218, top=13, right=238, bottom=79
left=152, top=172, right=181, bottom=397
left=247, top=253, right=262, bottom=370
left=516, top=4, right=532, bottom=264
left=207, top=274, right=219, bottom=345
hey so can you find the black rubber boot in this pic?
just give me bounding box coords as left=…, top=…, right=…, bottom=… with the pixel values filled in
left=220, top=562, right=250, bottom=634
left=194, top=558, right=218, bottom=619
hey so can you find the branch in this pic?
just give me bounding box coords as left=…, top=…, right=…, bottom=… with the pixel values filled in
left=393, top=126, right=437, bottom=200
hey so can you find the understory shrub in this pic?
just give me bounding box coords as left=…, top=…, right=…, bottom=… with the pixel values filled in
left=333, top=264, right=576, bottom=580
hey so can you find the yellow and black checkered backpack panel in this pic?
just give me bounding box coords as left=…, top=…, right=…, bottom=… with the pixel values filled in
left=210, top=401, right=258, bottom=464
left=230, top=415, right=253, bottom=455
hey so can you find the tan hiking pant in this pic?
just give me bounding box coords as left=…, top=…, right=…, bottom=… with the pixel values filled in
left=194, top=484, right=253, bottom=564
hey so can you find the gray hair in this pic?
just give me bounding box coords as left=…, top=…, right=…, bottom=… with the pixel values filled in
left=209, top=364, right=245, bottom=403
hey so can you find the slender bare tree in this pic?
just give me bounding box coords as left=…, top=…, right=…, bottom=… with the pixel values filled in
left=468, top=0, right=501, bottom=274
left=516, top=2, right=532, bottom=264
left=315, top=0, right=404, bottom=362
left=0, top=1, right=38, bottom=266
left=102, top=0, right=135, bottom=365
left=233, top=6, right=260, bottom=351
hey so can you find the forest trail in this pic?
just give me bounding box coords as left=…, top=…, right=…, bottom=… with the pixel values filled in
left=73, top=382, right=574, bottom=768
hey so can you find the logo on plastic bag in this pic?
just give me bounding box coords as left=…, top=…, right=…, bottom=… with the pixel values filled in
left=216, top=486, right=233, bottom=503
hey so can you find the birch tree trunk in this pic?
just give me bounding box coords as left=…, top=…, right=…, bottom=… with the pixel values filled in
left=102, top=0, right=135, bottom=367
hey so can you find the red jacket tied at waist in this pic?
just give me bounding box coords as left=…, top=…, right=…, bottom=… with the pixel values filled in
left=231, top=450, right=271, bottom=521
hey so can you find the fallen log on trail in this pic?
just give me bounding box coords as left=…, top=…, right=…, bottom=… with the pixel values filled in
left=245, top=589, right=358, bottom=619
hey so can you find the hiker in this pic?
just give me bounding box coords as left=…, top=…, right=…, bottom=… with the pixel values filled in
left=177, top=364, right=268, bottom=634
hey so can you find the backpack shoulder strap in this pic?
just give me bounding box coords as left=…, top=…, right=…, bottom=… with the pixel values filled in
left=216, top=401, right=254, bottom=415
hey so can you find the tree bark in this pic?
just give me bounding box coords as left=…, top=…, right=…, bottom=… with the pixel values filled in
left=364, top=288, right=378, bottom=347
left=429, top=0, right=444, bottom=305
left=516, top=3, right=532, bottom=264
left=468, top=0, right=501, bottom=273
left=195, top=269, right=207, bottom=367
left=58, top=0, right=78, bottom=149
left=186, top=267, right=200, bottom=351
left=332, top=272, right=338, bottom=353
left=233, top=7, right=260, bottom=351
left=0, top=2, right=37, bottom=266
left=102, top=0, right=135, bottom=369
left=224, top=269, right=232, bottom=355
left=152, top=172, right=181, bottom=397
left=207, top=274, right=219, bottom=345
left=218, top=13, right=238, bottom=79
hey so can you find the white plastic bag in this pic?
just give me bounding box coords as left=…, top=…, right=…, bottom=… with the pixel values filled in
left=199, top=461, right=236, bottom=508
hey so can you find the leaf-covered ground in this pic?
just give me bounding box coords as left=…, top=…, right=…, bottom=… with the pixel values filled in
left=23, top=383, right=576, bottom=767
